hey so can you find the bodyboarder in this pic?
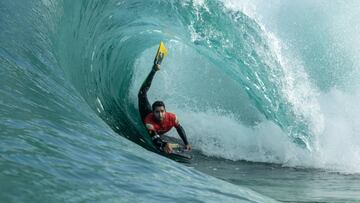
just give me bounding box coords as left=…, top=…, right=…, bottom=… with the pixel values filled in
left=138, top=45, right=191, bottom=154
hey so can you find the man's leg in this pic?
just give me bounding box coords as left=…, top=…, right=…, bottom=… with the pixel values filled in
left=138, top=66, right=157, bottom=121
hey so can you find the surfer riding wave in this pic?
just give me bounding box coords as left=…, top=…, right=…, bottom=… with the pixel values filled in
left=138, top=44, right=191, bottom=154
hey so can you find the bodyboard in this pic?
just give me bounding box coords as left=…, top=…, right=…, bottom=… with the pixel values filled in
left=160, top=135, right=192, bottom=163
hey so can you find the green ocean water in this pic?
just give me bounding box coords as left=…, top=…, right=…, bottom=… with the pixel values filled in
left=1, top=0, right=360, bottom=202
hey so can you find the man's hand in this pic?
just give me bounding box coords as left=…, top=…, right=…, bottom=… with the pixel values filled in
left=164, top=143, right=173, bottom=154
left=185, top=144, right=192, bottom=152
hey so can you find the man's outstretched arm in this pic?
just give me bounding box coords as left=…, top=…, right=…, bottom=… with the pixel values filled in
left=175, top=124, right=191, bottom=151
left=175, top=125, right=188, bottom=145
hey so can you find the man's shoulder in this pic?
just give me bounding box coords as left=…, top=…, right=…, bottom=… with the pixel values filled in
left=165, top=112, right=177, bottom=119
left=144, top=113, right=154, bottom=122
left=165, top=112, right=176, bottom=116
left=165, top=112, right=179, bottom=126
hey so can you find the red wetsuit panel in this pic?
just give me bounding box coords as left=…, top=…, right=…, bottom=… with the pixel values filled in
left=144, top=112, right=179, bottom=135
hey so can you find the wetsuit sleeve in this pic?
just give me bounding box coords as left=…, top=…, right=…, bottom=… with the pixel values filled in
left=175, top=124, right=189, bottom=146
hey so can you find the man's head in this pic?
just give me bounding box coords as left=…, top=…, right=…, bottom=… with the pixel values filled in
left=152, top=101, right=166, bottom=122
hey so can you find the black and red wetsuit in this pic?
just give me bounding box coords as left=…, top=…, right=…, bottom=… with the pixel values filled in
left=138, top=65, right=188, bottom=150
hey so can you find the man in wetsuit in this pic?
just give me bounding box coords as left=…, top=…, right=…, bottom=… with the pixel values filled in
left=138, top=63, right=191, bottom=154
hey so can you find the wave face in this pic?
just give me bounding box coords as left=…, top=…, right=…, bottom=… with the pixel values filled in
left=63, top=0, right=360, bottom=173
left=0, top=0, right=277, bottom=202
left=1, top=0, right=360, bottom=201
left=58, top=0, right=318, bottom=153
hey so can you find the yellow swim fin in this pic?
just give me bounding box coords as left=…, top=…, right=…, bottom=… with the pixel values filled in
left=154, top=41, right=168, bottom=65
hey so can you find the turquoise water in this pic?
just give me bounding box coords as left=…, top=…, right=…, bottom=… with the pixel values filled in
left=1, top=0, right=360, bottom=202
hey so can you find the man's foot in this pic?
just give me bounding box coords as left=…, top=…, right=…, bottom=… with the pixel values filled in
left=154, top=52, right=164, bottom=65
left=153, top=64, right=160, bottom=71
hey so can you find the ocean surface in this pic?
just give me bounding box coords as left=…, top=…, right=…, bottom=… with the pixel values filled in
left=1, top=0, right=360, bottom=202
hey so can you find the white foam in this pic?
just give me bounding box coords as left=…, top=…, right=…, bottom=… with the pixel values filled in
left=174, top=100, right=360, bottom=173
left=177, top=110, right=295, bottom=163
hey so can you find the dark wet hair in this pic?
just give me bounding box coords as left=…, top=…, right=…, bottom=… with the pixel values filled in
left=152, top=101, right=165, bottom=111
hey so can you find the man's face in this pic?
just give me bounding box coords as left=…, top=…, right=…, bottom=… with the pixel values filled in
left=153, top=106, right=166, bottom=122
